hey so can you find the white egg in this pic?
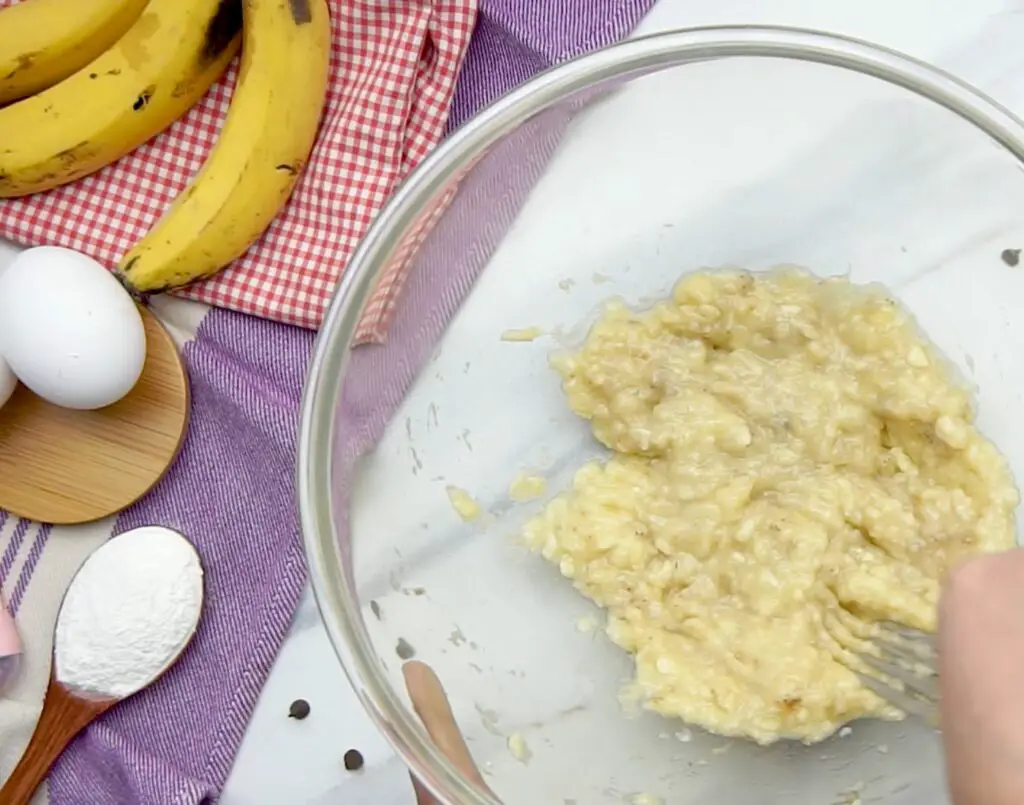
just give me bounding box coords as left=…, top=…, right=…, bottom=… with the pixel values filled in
left=0, top=246, right=146, bottom=410
left=0, top=355, right=16, bottom=410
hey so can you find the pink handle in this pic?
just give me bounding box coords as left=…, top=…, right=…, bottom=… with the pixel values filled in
left=0, top=603, right=20, bottom=658
left=0, top=603, right=20, bottom=694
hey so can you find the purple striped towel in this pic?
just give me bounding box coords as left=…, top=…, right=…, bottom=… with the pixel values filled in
left=0, top=0, right=657, bottom=802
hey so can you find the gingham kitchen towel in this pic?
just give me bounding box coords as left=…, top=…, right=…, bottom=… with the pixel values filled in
left=0, top=0, right=476, bottom=344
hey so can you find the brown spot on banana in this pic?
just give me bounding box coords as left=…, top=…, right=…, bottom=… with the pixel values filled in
left=274, top=160, right=304, bottom=176
left=288, top=0, right=313, bottom=24
left=117, top=256, right=223, bottom=295
left=0, top=172, right=52, bottom=197
left=54, top=141, right=92, bottom=169
left=171, top=79, right=194, bottom=98
left=132, top=86, right=156, bottom=111
left=4, top=53, right=37, bottom=82
left=115, top=258, right=163, bottom=295
left=0, top=155, right=92, bottom=197
left=201, top=0, right=243, bottom=65
left=113, top=266, right=147, bottom=301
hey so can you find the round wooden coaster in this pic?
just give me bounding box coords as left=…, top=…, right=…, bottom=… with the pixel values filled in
left=0, top=306, right=190, bottom=525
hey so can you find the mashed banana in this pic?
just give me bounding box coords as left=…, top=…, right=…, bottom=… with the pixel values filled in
left=523, top=268, right=1018, bottom=744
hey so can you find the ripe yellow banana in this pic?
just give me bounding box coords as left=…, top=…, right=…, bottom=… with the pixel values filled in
left=0, top=0, right=242, bottom=198
left=116, top=0, right=331, bottom=294
left=0, top=0, right=149, bottom=104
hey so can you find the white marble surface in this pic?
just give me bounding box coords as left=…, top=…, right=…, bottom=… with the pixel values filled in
left=221, top=0, right=1024, bottom=802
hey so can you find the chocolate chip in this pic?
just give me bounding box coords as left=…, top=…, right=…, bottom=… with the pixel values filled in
left=288, top=699, right=310, bottom=720
left=343, top=748, right=364, bottom=771
left=1001, top=248, right=1021, bottom=267
left=370, top=600, right=382, bottom=620
left=396, top=637, right=415, bottom=660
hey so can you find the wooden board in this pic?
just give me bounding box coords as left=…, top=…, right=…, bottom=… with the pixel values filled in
left=0, top=306, right=190, bottom=525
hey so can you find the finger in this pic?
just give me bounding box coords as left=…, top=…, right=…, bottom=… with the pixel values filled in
left=403, top=660, right=490, bottom=802
left=939, top=552, right=1024, bottom=805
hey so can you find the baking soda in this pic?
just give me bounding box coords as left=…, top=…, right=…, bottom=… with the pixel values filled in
left=54, top=526, right=203, bottom=699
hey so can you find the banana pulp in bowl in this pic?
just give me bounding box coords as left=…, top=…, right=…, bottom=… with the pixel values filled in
left=299, top=27, right=1024, bottom=805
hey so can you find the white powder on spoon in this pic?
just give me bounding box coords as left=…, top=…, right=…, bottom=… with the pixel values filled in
left=54, top=526, right=204, bottom=699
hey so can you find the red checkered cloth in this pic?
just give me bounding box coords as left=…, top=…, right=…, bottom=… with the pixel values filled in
left=0, top=0, right=477, bottom=344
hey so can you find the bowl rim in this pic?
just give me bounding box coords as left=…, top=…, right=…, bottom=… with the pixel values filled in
left=298, top=24, right=1024, bottom=805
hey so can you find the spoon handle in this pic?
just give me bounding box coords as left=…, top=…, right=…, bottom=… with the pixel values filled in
left=0, top=678, right=113, bottom=805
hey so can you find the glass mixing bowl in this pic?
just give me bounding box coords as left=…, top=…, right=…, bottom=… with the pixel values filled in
left=298, top=26, right=1024, bottom=805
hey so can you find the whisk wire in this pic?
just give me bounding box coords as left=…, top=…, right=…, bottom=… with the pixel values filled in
left=852, top=622, right=939, bottom=723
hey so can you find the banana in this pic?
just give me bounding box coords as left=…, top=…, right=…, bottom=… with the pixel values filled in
left=0, top=0, right=149, bottom=105
left=116, top=0, right=331, bottom=294
left=0, top=0, right=242, bottom=198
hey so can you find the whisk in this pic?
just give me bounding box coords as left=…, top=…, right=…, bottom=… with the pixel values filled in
left=853, top=623, right=939, bottom=723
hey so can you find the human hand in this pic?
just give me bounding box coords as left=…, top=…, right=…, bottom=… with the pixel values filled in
left=403, top=661, right=493, bottom=805
left=939, top=548, right=1024, bottom=805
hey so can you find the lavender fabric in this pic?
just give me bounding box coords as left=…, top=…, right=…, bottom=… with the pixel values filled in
left=47, top=1, right=657, bottom=802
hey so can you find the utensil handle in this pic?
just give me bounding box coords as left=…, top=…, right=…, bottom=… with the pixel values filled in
left=0, top=679, right=110, bottom=805
left=0, top=599, right=20, bottom=696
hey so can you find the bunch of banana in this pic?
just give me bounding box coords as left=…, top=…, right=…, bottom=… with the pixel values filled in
left=0, top=0, right=149, bottom=104
left=117, top=0, right=332, bottom=293
left=0, top=0, right=242, bottom=197
left=0, top=0, right=331, bottom=295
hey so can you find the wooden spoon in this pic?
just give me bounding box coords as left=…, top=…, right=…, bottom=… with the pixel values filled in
left=0, top=526, right=203, bottom=804
left=0, top=679, right=115, bottom=805
left=404, top=661, right=495, bottom=804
